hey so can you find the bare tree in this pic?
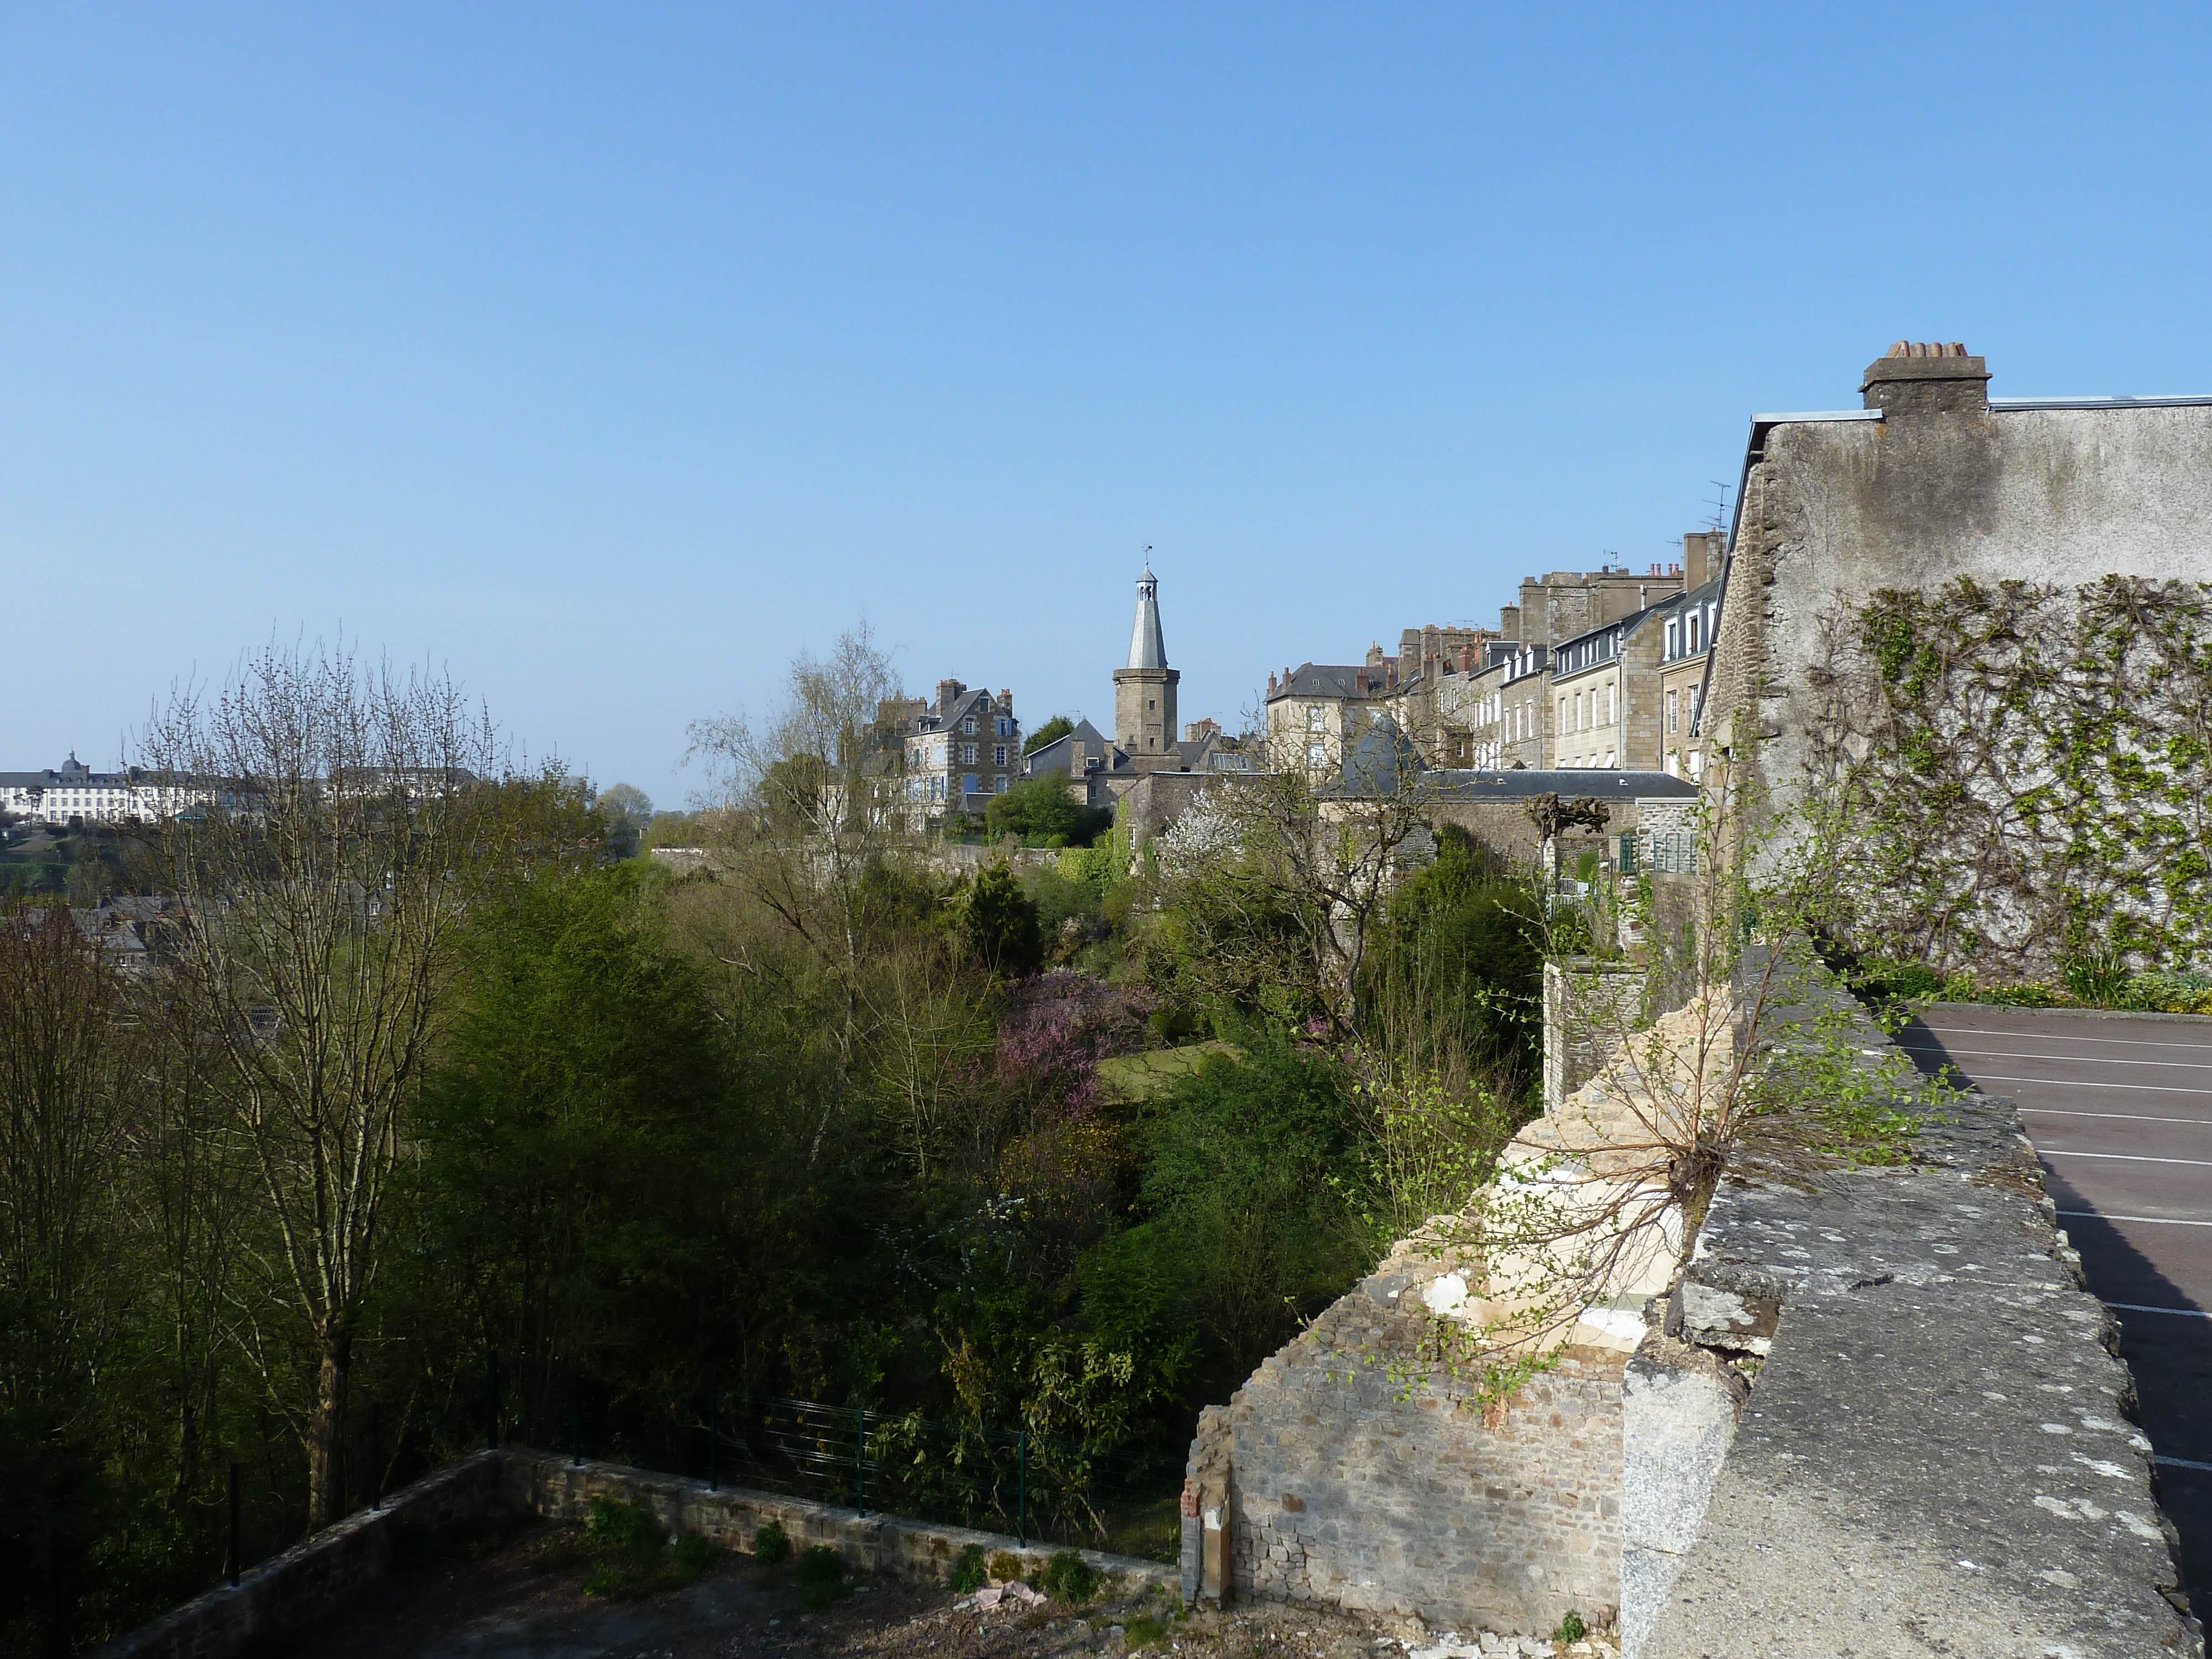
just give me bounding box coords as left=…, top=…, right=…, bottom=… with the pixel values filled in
left=1153, top=720, right=1442, bottom=1039
left=685, top=620, right=910, bottom=1123
left=139, top=641, right=531, bottom=1530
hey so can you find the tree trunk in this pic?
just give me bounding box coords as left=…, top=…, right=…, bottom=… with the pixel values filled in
left=306, top=1331, right=352, bottom=1530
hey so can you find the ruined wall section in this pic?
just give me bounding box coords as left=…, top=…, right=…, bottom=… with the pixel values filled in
left=1193, top=1253, right=1627, bottom=1637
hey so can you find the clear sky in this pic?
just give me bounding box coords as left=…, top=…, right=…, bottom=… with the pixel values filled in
left=8, top=4, right=2209, bottom=807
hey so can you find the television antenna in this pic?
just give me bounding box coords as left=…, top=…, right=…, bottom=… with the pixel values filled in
left=1704, top=480, right=1733, bottom=534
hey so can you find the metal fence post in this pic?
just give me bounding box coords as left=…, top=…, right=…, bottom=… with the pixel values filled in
left=1016, top=1430, right=1027, bottom=1548
left=486, top=1349, right=500, bottom=1451
left=369, top=1402, right=383, bottom=1511
left=227, top=1462, right=241, bottom=1588
left=708, top=1386, right=718, bottom=1493
left=571, top=1366, right=583, bottom=1467
left=854, top=1404, right=866, bottom=1517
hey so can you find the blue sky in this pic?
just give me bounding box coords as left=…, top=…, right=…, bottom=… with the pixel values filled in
left=7, top=4, right=2209, bottom=806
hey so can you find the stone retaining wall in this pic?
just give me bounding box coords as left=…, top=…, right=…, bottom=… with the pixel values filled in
left=501, top=1450, right=1176, bottom=1595
left=88, top=1451, right=505, bottom=1659
left=93, top=1449, right=1175, bottom=1659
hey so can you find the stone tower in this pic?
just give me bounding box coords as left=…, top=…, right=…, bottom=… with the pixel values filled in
left=1113, top=565, right=1181, bottom=767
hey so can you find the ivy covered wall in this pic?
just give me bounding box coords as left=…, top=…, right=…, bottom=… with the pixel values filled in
left=1801, top=575, right=2211, bottom=977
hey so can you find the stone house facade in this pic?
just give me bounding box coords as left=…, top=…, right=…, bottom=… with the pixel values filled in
left=1653, top=578, right=1719, bottom=781
left=1547, top=609, right=1662, bottom=772
left=1264, top=662, right=1396, bottom=774
left=903, top=681, right=1022, bottom=823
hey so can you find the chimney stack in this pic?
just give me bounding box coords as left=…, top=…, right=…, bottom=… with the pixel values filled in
left=936, top=678, right=964, bottom=716
left=1862, top=341, right=1989, bottom=417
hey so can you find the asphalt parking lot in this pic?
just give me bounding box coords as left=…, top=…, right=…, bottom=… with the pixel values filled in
left=1896, top=1004, right=2212, bottom=1610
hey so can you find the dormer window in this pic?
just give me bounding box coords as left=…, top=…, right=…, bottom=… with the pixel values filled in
left=962, top=716, right=977, bottom=734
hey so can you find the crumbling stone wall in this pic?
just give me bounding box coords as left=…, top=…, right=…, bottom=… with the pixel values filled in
left=1187, top=1264, right=1627, bottom=1637
left=1541, top=959, right=1648, bottom=1111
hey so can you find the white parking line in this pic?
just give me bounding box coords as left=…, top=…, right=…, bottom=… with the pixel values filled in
left=2104, top=1301, right=2212, bottom=1320
left=2157, top=1455, right=2212, bottom=1473
left=2023, top=1108, right=2212, bottom=1127
left=1918, top=1026, right=2212, bottom=1053
left=2043, top=1150, right=2212, bottom=1168
left=2059, top=1210, right=2212, bottom=1228
left=1898, top=1046, right=2212, bottom=1071
left=1955, top=1074, right=2212, bottom=1097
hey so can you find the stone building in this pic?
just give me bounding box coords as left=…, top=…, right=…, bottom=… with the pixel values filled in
left=1018, top=716, right=1118, bottom=808
left=901, top=681, right=1021, bottom=823
left=1654, top=577, right=1719, bottom=782
left=1021, top=570, right=1254, bottom=837
left=1504, top=563, right=1685, bottom=653
left=1113, top=566, right=1180, bottom=767
left=1262, top=661, right=1397, bottom=773
left=1699, top=341, right=2212, bottom=969
left=1547, top=609, right=1666, bottom=771
left=0, top=753, right=181, bottom=825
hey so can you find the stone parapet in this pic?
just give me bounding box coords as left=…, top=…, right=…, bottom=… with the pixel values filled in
left=1637, top=1088, right=2200, bottom=1657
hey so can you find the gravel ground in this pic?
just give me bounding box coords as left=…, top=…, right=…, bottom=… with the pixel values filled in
left=288, top=1520, right=1614, bottom=1659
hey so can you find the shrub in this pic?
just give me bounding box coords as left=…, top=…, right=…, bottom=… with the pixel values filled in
left=669, top=1532, right=714, bottom=1580
left=2061, top=950, right=2128, bottom=1008
left=582, top=1559, right=633, bottom=1601
left=953, top=863, right=1043, bottom=977
left=796, top=1543, right=846, bottom=1609
left=1039, top=1550, right=1098, bottom=1605
left=1122, top=1615, right=1168, bottom=1648
left=947, top=1543, right=988, bottom=1594
left=1552, top=1609, right=1587, bottom=1642
left=753, top=1520, right=792, bottom=1564
left=585, top=1495, right=660, bottom=1562
left=1848, top=959, right=1940, bottom=1001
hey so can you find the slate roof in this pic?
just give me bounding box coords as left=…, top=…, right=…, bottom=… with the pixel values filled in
left=1326, top=722, right=1698, bottom=802
left=1266, top=663, right=1395, bottom=702
left=1021, top=717, right=1120, bottom=779
left=1127, top=567, right=1168, bottom=670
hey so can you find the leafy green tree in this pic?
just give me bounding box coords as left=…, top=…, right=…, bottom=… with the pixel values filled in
left=595, top=783, right=653, bottom=857
left=1360, top=824, right=1543, bottom=1088
left=409, top=863, right=789, bottom=1425
left=984, top=776, right=1113, bottom=847
left=952, top=863, right=1042, bottom=978
left=1132, top=1039, right=1364, bottom=1383
left=1022, top=716, right=1074, bottom=758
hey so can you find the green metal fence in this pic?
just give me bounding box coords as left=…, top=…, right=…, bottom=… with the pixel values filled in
left=680, top=1394, right=1183, bottom=1562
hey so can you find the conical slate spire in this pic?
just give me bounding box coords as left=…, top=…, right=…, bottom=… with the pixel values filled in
left=1126, top=565, right=1167, bottom=670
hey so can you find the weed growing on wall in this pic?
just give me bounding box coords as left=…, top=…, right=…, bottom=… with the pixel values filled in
left=1803, top=576, right=2212, bottom=977
left=1332, top=754, right=1955, bottom=1410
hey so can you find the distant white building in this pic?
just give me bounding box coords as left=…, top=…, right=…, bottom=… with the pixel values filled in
left=0, top=753, right=181, bottom=825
